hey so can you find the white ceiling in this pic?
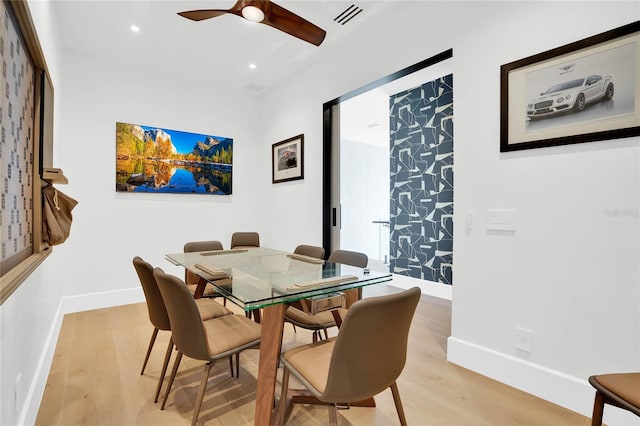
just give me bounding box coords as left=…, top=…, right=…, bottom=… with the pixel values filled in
left=47, top=0, right=447, bottom=145
left=49, top=0, right=403, bottom=94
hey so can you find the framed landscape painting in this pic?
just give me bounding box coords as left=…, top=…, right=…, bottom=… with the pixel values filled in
left=272, top=134, right=304, bottom=183
left=115, top=122, right=233, bottom=194
left=500, top=21, right=640, bottom=152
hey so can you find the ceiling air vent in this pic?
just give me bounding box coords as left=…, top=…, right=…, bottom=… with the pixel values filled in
left=334, top=4, right=363, bottom=25
left=246, top=82, right=266, bottom=93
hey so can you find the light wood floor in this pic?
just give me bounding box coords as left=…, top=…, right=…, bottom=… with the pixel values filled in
left=36, top=285, right=589, bottom=425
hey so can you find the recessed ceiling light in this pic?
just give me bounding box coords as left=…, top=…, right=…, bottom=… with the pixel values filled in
left=249, top=63, right=257, bottom=70
left=130, top=25, right=140, bottom=33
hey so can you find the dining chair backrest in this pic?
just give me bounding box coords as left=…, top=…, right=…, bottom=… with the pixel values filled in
left=184, top=240, right=224, bottom=253
left=328, top=250, right=368, bottom=307
left=230, top=232, right=260, bottom=249
left=184, top=240, right=224, bottom=285
left=328, top=249, right=368, bottom=268
left=294, top=244, right=325, bottom=260
left=322, top=286, right=421, bottom=403
left=153, top=267, right=210, bottom=361
left=133, top=256, right=170, bottom=331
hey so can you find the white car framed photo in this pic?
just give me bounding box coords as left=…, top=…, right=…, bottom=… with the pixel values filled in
left=500, top=21, right=639, bottom=152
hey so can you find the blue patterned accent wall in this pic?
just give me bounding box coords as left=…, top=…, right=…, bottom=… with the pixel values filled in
left=389, top=74, right=453, bottom=284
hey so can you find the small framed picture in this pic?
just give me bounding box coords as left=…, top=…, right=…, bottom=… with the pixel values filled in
left=500, top=21, right=640, bottom=152
left=272, top=134, right=304, bottom=184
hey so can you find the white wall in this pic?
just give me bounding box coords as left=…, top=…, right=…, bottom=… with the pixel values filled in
left=54, top=53, right=271, bottom=294
left=2, top=2, right=638, bottom=425
left=258, top=2, right=639, bottom=425
left=448, top=3, right=638, bottom=424
left=0, top=2, right=66, bottom=425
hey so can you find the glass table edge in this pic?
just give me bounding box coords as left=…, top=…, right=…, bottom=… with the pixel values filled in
left=165, top=252, right=393, bottom=311
left=229, top=273, right=393, bottom=310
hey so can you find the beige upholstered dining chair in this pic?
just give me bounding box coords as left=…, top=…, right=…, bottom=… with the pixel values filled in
left=153, top=267, right=262, bottom=426
left=184, top=240, right=226, bottom=302
left=230, top=232, right=261, bottom=319
left=293, top=244, right=325, bottom=260
left=133, top=256, right=233, bottom=403
left=284, top=248, right=367, bottom=342
left=230, top=231, right=260, bottom=249
left=588, top=372, right=640, bottom=426
left=328, top=249, right=368, bottom=307
left=278, top=286, right=421, bottom=426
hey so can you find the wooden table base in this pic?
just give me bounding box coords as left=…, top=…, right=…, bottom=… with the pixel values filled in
left=275, top=388, right=375, bottom=425
left=255, top=304, right=286, bottom=426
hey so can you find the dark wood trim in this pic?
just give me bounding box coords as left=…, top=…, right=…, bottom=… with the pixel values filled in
left=322, top=106, right=332, bottom=254
left=324, top=49, right=453, bottom=108
left=322, top=49, right=453, bottom=255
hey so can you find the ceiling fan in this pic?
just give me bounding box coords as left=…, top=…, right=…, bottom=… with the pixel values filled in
left=178, top=0, right=327, bottom=46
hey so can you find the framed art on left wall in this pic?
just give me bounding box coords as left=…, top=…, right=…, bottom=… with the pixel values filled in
left=115, top=122, right=233, bottom=195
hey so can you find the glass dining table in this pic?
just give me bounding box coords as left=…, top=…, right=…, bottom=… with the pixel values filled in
left=165, top=246, right=392, bottom=425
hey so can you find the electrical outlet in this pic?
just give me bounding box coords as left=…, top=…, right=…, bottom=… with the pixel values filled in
left=515, top=327, right=533, bottom=353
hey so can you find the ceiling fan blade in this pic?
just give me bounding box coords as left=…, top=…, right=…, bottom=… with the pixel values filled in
left=177, top=9, right=231, bottom=21
left=178, top=0, right=246, bottom=21
left=262, top=1, right=326, bottom=46
left=178, top=1, right=326, bottom=46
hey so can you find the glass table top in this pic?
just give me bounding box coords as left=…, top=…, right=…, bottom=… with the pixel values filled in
left=165, top=247, right=392, bottom=310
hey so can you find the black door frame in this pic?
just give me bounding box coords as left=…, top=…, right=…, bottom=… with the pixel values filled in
left=322, top=49, right=453, bottom=255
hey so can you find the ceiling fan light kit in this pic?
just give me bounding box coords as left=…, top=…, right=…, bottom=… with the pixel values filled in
left=241, top=5, right=264, bottom=22
left=178, top=0, right=326, bottom=46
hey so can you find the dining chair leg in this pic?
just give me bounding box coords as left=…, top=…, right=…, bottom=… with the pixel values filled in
left=228, top=355, right=234, bottom=377
left=591, top=391, right=605, bottom=426
left=323, top=329, right=329, bottom=340
left=235, top=352, right=240, bottom=378
left=140, top=327, right=159, bottom=375
left=328, top=403, right=338, bottom=426
left=161, top=351, right=183, bottom=410
left=278, top=368, right=290, bottom=426
left=390, top=381, right=408, bottom=426
left=191, top=362, right=214, bottom=426
left=154, top=338, right=174, bottom=403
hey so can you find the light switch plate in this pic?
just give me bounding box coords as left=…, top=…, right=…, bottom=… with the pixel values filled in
left=487, top=209, right=516, bottom=231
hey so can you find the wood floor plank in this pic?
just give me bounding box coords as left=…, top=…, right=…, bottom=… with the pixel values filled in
left=36, top=285, right=589, bottom=425
left=36, top=313, right=76, bottom=426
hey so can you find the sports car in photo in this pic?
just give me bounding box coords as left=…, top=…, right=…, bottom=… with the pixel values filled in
left=527, top=74, right=614, bottom=119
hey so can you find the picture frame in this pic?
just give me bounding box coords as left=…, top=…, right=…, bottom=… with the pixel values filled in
left=500, top=21, right=640, bottom=152
left=115, top=122, right=233, bottom=195
left=272, top=134, right=304, bottom=183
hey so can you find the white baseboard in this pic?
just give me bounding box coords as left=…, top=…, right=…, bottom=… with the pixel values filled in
left=18, top=302, right=64, bottom=426
left=390, top=273, right=452, bottom=301
left=447, top=337, right=640, bottom=426
left=19, top=287, right=144, bottom=426
left=60, top=287, right=144, bottom=314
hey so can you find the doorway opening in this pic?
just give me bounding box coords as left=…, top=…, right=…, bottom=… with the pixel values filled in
left=322, top=49, right=454, bottom=283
